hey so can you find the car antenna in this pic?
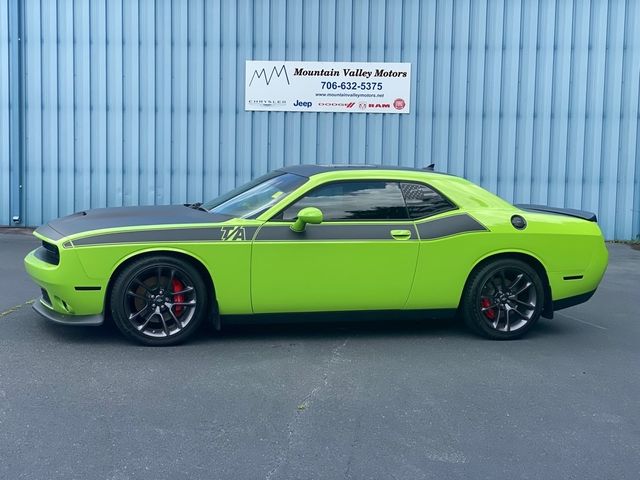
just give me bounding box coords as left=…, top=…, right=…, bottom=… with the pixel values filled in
left=423, top=164, right=435, bottom=171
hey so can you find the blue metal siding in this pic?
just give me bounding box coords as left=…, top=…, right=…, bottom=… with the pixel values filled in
left=2, top=0, right=640, bottom=239
left=0, top=1, right=9, bottom=223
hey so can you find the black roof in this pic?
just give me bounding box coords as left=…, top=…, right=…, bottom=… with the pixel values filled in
left=277, top=164, right=436, bottom=177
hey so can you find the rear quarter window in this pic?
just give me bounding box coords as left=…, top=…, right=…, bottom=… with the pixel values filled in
left=400, top=183, right=456, bottom=219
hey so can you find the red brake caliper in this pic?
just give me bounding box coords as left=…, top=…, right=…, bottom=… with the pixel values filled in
left=172, top=278, right=185, bottom=316
left=481, top=298, right=496, bottom=320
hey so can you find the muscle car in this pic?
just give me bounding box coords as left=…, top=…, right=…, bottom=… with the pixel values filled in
left=24, top=165, right=608, bottom=345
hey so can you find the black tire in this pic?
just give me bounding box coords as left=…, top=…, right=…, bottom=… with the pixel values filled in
left=109, top=255, right=210, bottom=346
left=461, top=258, right=545, bottom=340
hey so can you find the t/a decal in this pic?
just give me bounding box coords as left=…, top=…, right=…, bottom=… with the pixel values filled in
left=220, top=226, right=247, bottom=241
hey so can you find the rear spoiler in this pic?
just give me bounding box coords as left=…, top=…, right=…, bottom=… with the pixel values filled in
left=515, top=204, right=597, bottom=222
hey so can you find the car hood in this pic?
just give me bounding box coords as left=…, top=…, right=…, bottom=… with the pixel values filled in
left=35, top=205, right=232, bottom=241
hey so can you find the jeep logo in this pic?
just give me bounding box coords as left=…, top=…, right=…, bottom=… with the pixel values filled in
left=293, top=100, right=312, bottom=108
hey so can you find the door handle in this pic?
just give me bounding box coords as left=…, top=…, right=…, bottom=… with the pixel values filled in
left=390, top=229, right=412, bottom=241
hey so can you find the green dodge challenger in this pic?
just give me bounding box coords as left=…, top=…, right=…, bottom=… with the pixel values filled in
left=25, top=165, right=608, bottom=345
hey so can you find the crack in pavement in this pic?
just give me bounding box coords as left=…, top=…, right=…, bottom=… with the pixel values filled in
left=557, top=312, right=607, bottom=330
left=344, top=411, right=362, bottom=479
left=0, top=299, right=36, bottom=319
left=265, top=339, right=349, bottom=480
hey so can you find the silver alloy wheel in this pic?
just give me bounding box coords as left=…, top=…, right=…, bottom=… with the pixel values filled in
left=123, top=265, right=197, bottom=338
left=478, top=267, right=537, bottom=332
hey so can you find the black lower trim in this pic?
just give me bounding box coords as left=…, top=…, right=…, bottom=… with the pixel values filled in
left=32, top=300, right=104, bottom=326
left=553, top=289, right=597, bottom=311
left=221, top=308, right=457, bottom=325
left=74, top=286, right=102, bottom=291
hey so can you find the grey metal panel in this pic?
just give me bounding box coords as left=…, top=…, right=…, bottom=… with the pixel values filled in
left=1, top=0, right=639, bottom=240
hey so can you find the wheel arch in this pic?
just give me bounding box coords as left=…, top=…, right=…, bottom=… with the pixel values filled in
left=463, top=250, right=553, bottom=318
left=103, top=248, right=219, bottom=327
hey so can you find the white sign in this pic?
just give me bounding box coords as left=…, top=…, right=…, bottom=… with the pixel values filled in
left=245, top=61, right=411, bottom=114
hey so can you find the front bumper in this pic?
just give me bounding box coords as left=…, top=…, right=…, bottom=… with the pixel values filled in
left=33, top=298, right=104, bottom=326
left=24, top=245, right=107, bottom=318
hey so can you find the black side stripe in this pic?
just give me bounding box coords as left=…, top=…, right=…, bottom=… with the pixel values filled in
left=71, top=215, right=485, bottom=246
left=255, top=223, right=418, bottom=241
left=415, top=214, right=487, bottom=239
left=73, top=227, right=260, bottom=246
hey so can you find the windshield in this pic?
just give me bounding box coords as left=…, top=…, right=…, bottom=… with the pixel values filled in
left=202, top=172, right=307, bottom=219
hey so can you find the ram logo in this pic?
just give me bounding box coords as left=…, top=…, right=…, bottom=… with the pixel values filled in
left=220, top=226, right=247, bottom=241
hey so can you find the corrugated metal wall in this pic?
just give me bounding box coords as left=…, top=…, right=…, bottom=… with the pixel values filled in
left=1, top=0, right=639, bottom=239
left=0, top=1, right=10, bottom=226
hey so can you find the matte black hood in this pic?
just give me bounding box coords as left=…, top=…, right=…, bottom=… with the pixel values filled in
left=35, top=205, right=231, bottom=241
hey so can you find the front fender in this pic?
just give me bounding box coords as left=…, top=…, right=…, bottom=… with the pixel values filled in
left=73, top=241, right=253, bottom=314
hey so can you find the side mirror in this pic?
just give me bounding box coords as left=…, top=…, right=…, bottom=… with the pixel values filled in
left=290, top=207, right=323, bottom=232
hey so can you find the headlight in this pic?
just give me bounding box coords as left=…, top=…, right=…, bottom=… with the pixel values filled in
left=35, top=241, right=60, bottom=265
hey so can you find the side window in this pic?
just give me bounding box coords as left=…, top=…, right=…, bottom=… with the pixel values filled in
left=400, top=183, right=456, bottom=219
left=281, top=181, right=409, bottom=221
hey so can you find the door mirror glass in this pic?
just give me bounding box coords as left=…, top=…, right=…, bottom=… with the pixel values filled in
left=290, top=207, right=323, bottom=232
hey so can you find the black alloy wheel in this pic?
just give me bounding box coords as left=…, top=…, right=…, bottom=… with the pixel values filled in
left=461, top=258, right=545, bottom=340
left=110, top=255, right=209, bottom=346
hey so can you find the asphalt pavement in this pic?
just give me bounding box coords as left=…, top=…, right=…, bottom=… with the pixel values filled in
left=0, top=230, right=40, bottom=311
left=0, top=231, right=638, bottom=479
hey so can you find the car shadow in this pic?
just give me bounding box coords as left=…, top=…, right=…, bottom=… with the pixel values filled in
left=211, top=314, right=575, bottom=344
left=208, top=315, right=470, bottom=343
left=37, top=311, right=574, bottom=347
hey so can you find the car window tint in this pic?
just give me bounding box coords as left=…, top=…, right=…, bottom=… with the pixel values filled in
left=282, top=181, right=409, bottom=221
left=400, top=182, right=455, bottom=219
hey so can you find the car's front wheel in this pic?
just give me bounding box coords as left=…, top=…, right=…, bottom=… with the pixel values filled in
left=109, top=255, right=209, bottom=346
left=461, top=258, right=545, bottom=340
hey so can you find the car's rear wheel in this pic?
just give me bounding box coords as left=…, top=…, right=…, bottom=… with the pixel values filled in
left=109, top=255, right=209, bottom=346
left=461, top=258, right=545, bottom=340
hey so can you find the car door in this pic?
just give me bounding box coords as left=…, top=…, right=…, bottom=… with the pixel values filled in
left=251, top=180, right=420, bottom=313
